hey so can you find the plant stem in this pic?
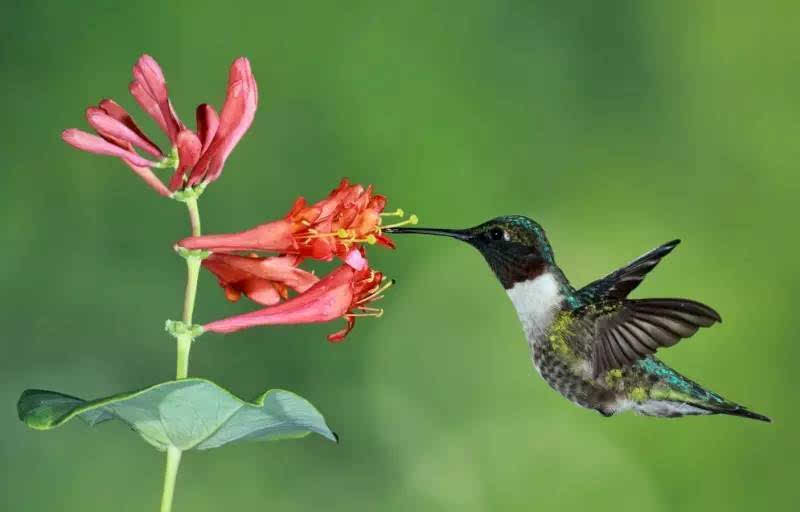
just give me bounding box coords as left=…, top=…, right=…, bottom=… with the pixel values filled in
left=161, top=196, right=203, bottom=512
left=160, top=446, right=183, bottom=512
left=176, top=198, right=203, bottom=379
left=176, top=256, right=201, bottom=379
left=185, top=196, right=202, bottom=236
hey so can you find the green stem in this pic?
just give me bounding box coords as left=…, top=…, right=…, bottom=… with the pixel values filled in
left=176, top=198, right=203, bottom=379
left=160, top=446, right=183, bottom=512
left=185, top=196, right=202, bottom=236
left=161, top=195, right=203, bottom=512
left=176, top=256, right=201, bottom=379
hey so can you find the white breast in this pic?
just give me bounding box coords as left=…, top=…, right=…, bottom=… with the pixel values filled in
left=506, top=273, right=563, bottom=340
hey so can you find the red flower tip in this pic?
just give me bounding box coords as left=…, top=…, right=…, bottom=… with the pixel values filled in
left=131, top=54, right=184, bottom=142
left=187, top=57, right=258, bottom=187
left=61, top=128, right=154, bottom=168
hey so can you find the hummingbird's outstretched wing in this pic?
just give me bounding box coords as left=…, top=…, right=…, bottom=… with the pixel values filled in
left=582, top=298, right=721, bottom=377
left=576, top=239, right=680, bottom=304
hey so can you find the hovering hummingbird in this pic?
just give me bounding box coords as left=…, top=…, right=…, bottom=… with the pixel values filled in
left=386, top=216, right=770, bottom=422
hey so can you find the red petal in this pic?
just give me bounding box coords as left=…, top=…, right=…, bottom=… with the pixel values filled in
left=368, top=194, right=387, bottom=212
left=301, top=238, right=335, bottom=261
left=98, top=99, right=162, bottom=156
left=351, top=209, right=380, bottom=237
left=187, top=57, right=257, bottom=185
left=178, top=219, right=294, bottom=253
left=129, top=80, right=168, bottom=136
left=61, top=129, right=154, bottom=167
left=327, top=316, right=355, bottom=342
left=203, top=265, right=356, bottom=334
left=169, top=129, right=202, bottom=190
left=313, top=179, right=352, bottom=218
left=375, top=233, right=396, bottom=249
left=238, top=279, right=283, bottom=306
left=86, top=108, right=162, bottom=158
left=205, top=253, right=319, bottom=295
left=131, top=54, right=183, bottom=142
left=196, top=104, right=220, bottom=154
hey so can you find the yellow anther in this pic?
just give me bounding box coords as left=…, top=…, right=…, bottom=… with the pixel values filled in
left=365, top=234, right=377, bottom=245
left=381, top=213, right=420, bottom=230
left=337, top=228, right=351, bottom=239
left=380, top=208, right=405, bottom=217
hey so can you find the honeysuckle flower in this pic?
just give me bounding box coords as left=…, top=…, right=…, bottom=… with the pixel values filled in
left=203, top=249, right=391, bottom=342
left=62, top=54, right=257, bottom=196
left=203, top=253, right=319, bottom=306
left=179, top=179, right=417, bottom=260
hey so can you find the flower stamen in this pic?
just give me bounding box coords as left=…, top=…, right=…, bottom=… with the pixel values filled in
left=357, top=278, right=394, bottom=304
left=380, top=208, right=405, bottom=218
left=345, top=309, right=384, bottom=318
left=380, top=214, right=418, bottom=231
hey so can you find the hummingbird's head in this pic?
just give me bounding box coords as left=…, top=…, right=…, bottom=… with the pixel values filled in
left=385, top=215, right=555, bottom=289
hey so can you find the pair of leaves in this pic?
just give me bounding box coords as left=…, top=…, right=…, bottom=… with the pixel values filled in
left=17, top=378, right=336, bottom=451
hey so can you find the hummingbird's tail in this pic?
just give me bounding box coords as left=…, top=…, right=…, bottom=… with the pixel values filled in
left=633, top=358, right=771, bottom=422
left=689, top=400, right=771, bottom=422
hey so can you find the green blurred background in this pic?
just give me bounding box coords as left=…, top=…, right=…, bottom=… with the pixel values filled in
left=2, top=1, right=797, bottom=510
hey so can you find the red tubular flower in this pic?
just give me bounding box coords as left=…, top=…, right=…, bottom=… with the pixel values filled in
left=62, top=54, right=257, bottom=195
left=203, top=249, right=391, bottom=342
left=186, top=58, right=258, bottom=187
left=202, top=253, right=319, bottom=306
left=178, top=179, right=417, bottom=260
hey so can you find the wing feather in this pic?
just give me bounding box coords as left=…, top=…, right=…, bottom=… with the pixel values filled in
left=576, top=240, right=680, bottom=304
left=588, top=298, right=721, bottom=377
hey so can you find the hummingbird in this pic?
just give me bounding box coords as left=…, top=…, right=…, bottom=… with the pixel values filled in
left=385, top=216, right=770, bottom=422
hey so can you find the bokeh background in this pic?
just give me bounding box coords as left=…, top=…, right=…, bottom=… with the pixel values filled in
left=2, top=1, right=798, bottom=510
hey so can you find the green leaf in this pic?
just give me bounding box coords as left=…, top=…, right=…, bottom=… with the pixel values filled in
left=17, top=378, right=337, bottom=451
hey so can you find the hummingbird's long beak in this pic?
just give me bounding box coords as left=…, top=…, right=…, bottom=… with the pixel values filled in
left=383, top=226, right=471, bottom=241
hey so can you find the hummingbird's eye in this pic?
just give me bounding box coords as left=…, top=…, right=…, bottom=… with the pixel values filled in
left=489, top=227, right=505, bottom=241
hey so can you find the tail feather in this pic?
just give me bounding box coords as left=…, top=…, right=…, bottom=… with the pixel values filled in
left=693, top=402, right=772, bottom=423
left=635, top=358, right=771, bottom=423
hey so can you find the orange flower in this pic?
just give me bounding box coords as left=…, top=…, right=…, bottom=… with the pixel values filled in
left=178, top=179, right=417, bottom=261
left=203, top=249, right=391, bottom=342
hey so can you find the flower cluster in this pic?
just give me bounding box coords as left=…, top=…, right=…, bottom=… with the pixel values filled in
left=62, top=55, right=257, bottom=196
left=182, top=179, right=417, bottom=341
left=61, top=54, right=412, bottom=343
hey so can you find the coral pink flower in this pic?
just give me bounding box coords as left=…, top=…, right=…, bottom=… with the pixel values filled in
left=179, top=179, right=417, bottom=260
left=62, top=54, right=257, bottom=195
left=203, top=253, right=318, bottom=306
left=203, top=250, right=391, bottom=342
